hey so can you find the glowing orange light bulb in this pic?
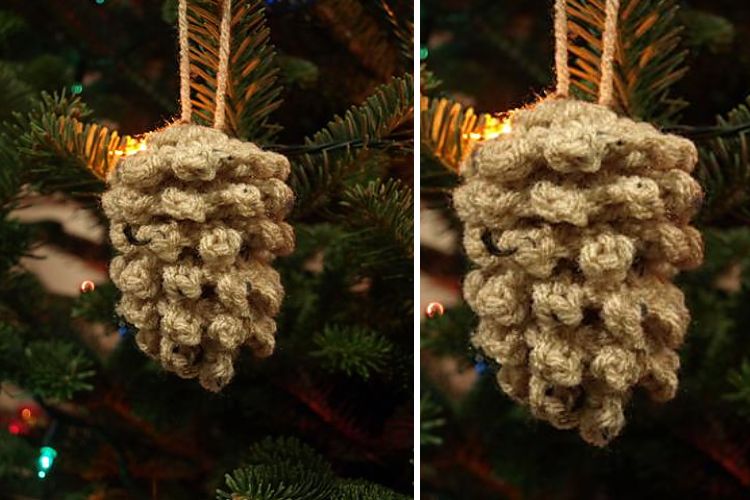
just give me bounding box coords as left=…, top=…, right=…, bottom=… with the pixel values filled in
left=425, top=302, right=445, bottom=318
left=467, top=115, right=513, bottom=141
left=112, top=136, right=147, bottom=158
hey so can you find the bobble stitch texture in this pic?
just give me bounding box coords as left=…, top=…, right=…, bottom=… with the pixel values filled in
left=102, top=123, right=294, bottom=392
left=455, top=98, right=703, bottom=446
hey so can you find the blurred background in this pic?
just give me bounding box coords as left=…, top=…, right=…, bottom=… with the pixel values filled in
left=421, top=1, right=750, bottom=499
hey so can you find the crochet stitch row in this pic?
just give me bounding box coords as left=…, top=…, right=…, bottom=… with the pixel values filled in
left=455, top=98, right=703, bottom=446
left=102, top=124, right=294, bottom=392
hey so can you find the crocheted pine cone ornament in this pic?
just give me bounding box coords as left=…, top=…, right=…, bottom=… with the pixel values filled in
left=101, top=124, right=294, bottom=392
left=454, top=98, right=703, bottom=446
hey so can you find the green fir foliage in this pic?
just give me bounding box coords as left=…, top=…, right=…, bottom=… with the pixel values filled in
left=5, top=92, right=119, bottom=206
left=187, top=0, right=283, bottom=141
left=0, top=0, right=412, bottom=496
left=726, top=359, right=750, bottom=418
left=217, top=437, right=336, bottom=500
left=339, top=178, right=413, bottom=281
left=23, top=340, right=95, bottom=400
left=291, top=75, right=413, bottom=217
left=218, top=437, right=409, bottom=500
left=422, top=1, right=750, bottom=498
left=567, top=0, right=688, bottom=123
left=696, top=95, right=750, bottom=225
left=419, top=391, right=445, bottom=447
left=312, top=325, right=393, bottom=380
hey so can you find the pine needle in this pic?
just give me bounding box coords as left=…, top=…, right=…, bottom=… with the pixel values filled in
left=187, top=0, right=282, bottom=141
left=566, top=0, right=688, bottom=123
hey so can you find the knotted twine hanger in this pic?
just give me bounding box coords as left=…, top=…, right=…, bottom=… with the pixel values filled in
left=178, top=0, right=232, bottom=130
left=553, top=0, right=620, bottom=108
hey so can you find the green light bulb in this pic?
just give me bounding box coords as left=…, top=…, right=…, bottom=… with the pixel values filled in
left=36, top=446, right=57, bottom=479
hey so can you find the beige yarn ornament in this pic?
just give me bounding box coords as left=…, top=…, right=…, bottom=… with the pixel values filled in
left=454, top=0, right=703, bottom=446
left=101, top=0, right=294, bottom=392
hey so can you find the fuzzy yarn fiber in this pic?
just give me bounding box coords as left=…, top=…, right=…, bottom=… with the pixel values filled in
left=454, top=98, right=703, bottom=446
left=102, top=123, right=294, bottom=392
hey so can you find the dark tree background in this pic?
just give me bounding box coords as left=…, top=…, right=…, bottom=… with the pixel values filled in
left=0, top=0, right=414, bottom=498
left=421, top=1, right=750, bottom=499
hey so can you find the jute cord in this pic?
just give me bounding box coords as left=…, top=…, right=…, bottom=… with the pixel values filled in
left=554, top=0, right=569, bottom=97
left=178, top=0, right=191, bottom=122
left=598, top=0, right=620, bottom=107
left=553, top=0, right=620, bottom=108
left=178, top=0, right=232, bottom=129
left=213, top=0, right=232, bottom=130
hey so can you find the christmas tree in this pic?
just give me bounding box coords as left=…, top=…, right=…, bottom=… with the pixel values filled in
left=421, top=0, right=750, bottom=498
left=0, top=0, right=413, bottom=498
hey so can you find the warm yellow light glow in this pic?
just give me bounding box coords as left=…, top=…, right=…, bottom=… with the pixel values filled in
left=112, top=136, right=147, bottom=158
left=467, top=115, right=513, bottom=141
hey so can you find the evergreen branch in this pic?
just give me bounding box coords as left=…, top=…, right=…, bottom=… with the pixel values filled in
left=339, top=178, right=413, bottom=279
left=380, top=0, right=414, bottom=69
left=0, top=10, right=25, bottom=44
left=696, top=96, right=750, bottom=225
left=0, top=431, right=36, bottom=481
left=243, top=437, right=334, bottom=476
left=0, top=73, right=27, bottom=209
left=312, top=0, right=398, bottom=79
left=8, top=92, right=123, bottom=204
left=290, top=75, right=413, bottom=218
left=665, top=121, right=750, bottom=140
left=420, top=391, right=446, bottom=447
left=420, top=96, right=491, bottom=174
left=216, top=437, right=336, bottom=500
left=23, top=340, right=95, bottom=400
left=217, top=437, right=409, bottom=500
left=227, top=0, right=282, bottom=141
left=311, top=325, right=394, bottom=380
left=420, top=63, right=442, bottom=94
left=72, top=281, right=118, bottom=323
left=420, top=303, right=474, bottom=357
left=0, top=322, right=24, bottom=380
left=566, top=0, right=688, bottom=123
left=0, top=219, right=33, bottom=278
left=725, top=358, right=750, bottom=418
left=0, top=140, right=22, bottom=208
left=332, top=479, right=410, bottom=500
left=269, top=131, right=412, bottom=156
left=276, top=54, right=320, bottom=89
left=187, top=0, right=283, bottom=141
left=0, top=269, right=49, bottom=327
left=0, top=63, right=31, bottom=122
left=680, top=7, right=735, bottom=53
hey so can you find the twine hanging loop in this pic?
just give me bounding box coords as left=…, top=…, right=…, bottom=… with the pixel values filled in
left=177, top=0, right=232, bottom=129
left=553, top=0, right=620, bottom=108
